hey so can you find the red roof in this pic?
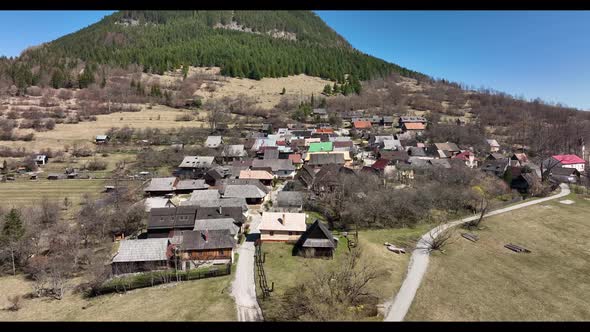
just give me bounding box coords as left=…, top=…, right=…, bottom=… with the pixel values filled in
left=371, top=158, right=390, bottom=170
left=403, top=122, right=426, bottom=130
left=453, top=151, right=479, bottom=161
left=552, top=154, right=585, bottom=165
left=353, top=121, right=372, bottom=129
left=276, top=140, right=286, bottom=146
left=288, top=153, right=303, bottom=164
left=315, top=128, right=334, bottom=134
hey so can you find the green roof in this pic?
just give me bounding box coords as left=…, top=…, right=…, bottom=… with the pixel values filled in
left=308, top=142, right=333, bottom=153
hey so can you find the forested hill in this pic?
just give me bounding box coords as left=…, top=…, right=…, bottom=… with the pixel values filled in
left=10, top=10, right=424, bottom=89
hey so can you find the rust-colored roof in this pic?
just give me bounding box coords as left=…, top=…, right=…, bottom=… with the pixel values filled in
left=404, top=122, right=426, bottom=130
left=288, top=153, right=303, bottom=164
left=353, top=121, right=372, bottom=129
left=315, top=128, right=334, bottom=134
left=239, top=169, right=274, bottom=180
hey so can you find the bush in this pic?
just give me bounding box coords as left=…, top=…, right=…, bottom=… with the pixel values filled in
left=89, top=264, right=230, bottom=297
left=175, top=113, right=194, bottom=122
left=85, top=159, right=108, bottom=171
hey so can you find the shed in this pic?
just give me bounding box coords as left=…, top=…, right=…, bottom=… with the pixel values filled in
left=111, top=238, right=170, bottom=274
left=294, top=220, right=337, bottom=258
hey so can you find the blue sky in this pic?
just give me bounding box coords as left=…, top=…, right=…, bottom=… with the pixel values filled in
left=0, top=11, right=589, bottom=110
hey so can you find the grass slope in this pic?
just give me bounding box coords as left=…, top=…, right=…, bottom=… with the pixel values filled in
left=406, top=193, right=590, bottom=321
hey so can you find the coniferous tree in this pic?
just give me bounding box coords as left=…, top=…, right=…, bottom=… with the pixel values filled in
left=1, top=209, right=25, bottom=275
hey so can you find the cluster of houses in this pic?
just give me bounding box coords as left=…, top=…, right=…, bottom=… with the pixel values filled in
left=109, top=109, right=588, bottom=276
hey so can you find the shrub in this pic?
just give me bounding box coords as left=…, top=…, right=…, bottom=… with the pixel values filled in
left=85, top=158, right=107, bottom=171
left=175, top=113, right=194, bottom=122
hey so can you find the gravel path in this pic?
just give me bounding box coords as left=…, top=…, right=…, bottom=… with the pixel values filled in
left=384, top=183, right=571, bottom=321
left=231, top=211, right=263, bottom=322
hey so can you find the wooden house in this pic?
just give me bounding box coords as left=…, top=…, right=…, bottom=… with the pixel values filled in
left=293, top=220, right=337, bottom=258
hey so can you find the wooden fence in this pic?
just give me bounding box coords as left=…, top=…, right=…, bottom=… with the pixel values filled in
left=254, top=242, right=274, bottom=299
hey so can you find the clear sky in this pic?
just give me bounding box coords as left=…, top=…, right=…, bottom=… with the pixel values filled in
left=0, top=10, right=589, bottom=110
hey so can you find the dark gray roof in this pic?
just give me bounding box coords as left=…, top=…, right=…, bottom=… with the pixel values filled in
left=295, top=220, right=335, bottom=249
left=550, top=167, right=580, bottom=176
left=222, top=178, right=270, bottom=193
left=263, top=149, right=280, bottom=160
left=193, top=218, right=239, bottom=236
left=148, top=206, right=198, bottom=230
left=429, top=159, right=452, bottom=168
left=179, top=229, right=235, bottom=251
left=223, top=185, right=267, bottom=199
left=184, top=189, right=221, bottom=203
left=252, top=159, right=295, bottom=172
left=188, top=197, right=248, bottom=211
left=175, top=179, right=209, bottom=191
left=112, top=238, right=169, bottom=263
left=195, top=206, right=245, bottom=223
left=399, top=116, right=427, bottom=123
left=144, top=177, right=177, bottom=192
left=481, top=159, right=509, bottom=172
left=408, top=147, right=426, bottom=157
left=308, top=153, right=345, bottom=166
left=277, top=191, right=304, bottom=207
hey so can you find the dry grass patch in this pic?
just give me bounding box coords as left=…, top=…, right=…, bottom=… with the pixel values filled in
left=0, top=274, right=236, bottom=321
left=406, top=194, right=590, bottom=321
left=0, top=178, right=104, bottom=208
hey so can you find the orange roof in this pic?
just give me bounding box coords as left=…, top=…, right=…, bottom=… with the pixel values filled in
left=315, top=128, right=334, bottom=134
left=353, top=121, right=372, bottom=129
left=404, top=122, right=426, bottom=130
left=239, top=169, right=274, bottom=180
left=288, top=153, right=303, bottom=164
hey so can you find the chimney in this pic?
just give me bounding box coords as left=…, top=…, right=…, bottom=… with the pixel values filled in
left=281, top=214, right=286, bottom=225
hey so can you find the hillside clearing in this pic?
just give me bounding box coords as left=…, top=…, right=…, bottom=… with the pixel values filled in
left=405, top=193, right=590, bottom=321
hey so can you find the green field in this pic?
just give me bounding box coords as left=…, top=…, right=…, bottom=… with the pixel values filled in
left=406, top=193, right=590, bottom=321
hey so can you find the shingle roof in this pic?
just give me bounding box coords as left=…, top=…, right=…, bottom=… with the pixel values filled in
left=251, top=159, right=295, bottom=172
left=277, top=191, right=305, bottom=207
left=205, top=136, right=222, bottom=148
left=259, top=212, right=307, bottom=232
left=408, top=147, right=426, bottom=157
left=434, top=142, right=460, bottom=152
left=223, top=185, right=267, bottom=199
left=112, top=238, right=169, bottom=263
left=179, top=230, right=235, bottom=251
left=178, top=156, right=215, bottom=169
left=185, top=189, right=221, bottom=202
left=380, top=150, right=409, bottom=162
left=148, top=206, right=198, bottom=229
left=382, top=139, right=402, bottom=151
left=221, top=145, right=246, bottom=157
left=288, top=153, right=303, bottom=164
left=403, top=122, right=426, bottom=130
left=188, top=197, right=248, bottom=211
left=175, top=179, right=209, bottom=191
left=308, top=153, right=345, bottom=166
left=239, top=169, right=274, bottom=180
left=371, top=158, right=390, bottom=170
left=263, top=148, right=280, bottom=160
left=193, top=218, right=239, bottom=236
left=144, top=177, right=177, bottom=192
left=295, top=220, right=335, bottom=249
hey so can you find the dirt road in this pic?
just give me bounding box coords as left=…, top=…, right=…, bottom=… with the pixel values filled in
left=384, top=183, right=571, bottom=321
left=231, top=211, right=264, bottom=322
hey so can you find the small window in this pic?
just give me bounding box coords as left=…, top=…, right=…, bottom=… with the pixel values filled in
left=288, top=232, right=293, bottom=236
left=218, top=249, right=224, bottom=255
left=270, top=231, right=274, bottom=236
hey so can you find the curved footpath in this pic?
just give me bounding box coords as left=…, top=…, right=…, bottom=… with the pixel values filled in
left=384, top=183, right=571, bottom=321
